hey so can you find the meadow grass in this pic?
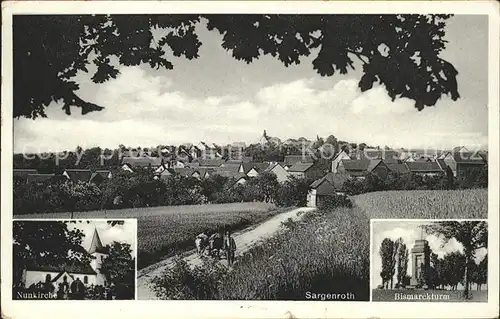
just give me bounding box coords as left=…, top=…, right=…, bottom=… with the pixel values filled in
left=137, top=203, right=281, bottom=269
left=353, top=189, right=488, bottom=219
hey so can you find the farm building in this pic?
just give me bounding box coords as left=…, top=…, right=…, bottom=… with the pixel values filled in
left=307, top=172, right=350, bottom=208
left=331, top=150, right=351, bottom=173
left=288, top=162, right=324, bottom=180
left=405, top=162, right=444, bottom=176
left=263, top=163, right=290, bottom=183
left=195, top=158, right=224, bottom=167
left=337, top=159, right=390, bottom=179
left=284, top=155, right=314, bottom=167
left=441, top=150, right=486, bottom=177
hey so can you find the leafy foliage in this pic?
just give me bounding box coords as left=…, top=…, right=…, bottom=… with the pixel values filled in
left=12, top=221, right=92, bottom=285
left=14, top=14, right=458, bottom=118
left=99, top=241, right=135, bottom=300
left=422, top=221, right=487, bottom=298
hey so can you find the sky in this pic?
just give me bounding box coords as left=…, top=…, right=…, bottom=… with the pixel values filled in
left=371, top=220, right=488, bottom=288
left=13, top=15, right=488, bottom=153
left=67, top=220, right=137, bottom=257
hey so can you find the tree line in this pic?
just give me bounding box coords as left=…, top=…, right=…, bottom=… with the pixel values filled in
left=13, top=168, right=314, bottom=215
left=14, top=165, right=487, bottom=216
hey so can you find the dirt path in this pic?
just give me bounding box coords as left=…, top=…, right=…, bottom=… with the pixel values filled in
left=137, top=206, right=316, bottom=300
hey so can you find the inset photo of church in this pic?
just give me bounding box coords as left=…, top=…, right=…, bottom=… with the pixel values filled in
left=13, top=219, right=136, bottom=300
left=371, top=219, right=487, bottom=302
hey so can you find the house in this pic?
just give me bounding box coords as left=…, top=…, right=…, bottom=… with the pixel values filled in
left=229, top=174, right=248, bottom=188
left=288, top=162, right=324, bottom=180
left=172, top=167, right=198, bottom=178
left=196, top=142, right=222, bottom=159
left=337, top=159, right=390, bottom=179
left=89, top=170, right=112, bottom=184
left=284, top=155, right=314, bottom=167
left=62, top=169, right=92, bottom=182
left=385, top=163, right=410, bottom=175
left=263, top=163, right=290, bottom=183
left=331, top=150, right=351, bottom=173
left=405, top=162, right=444, bottom=177
left=307, top=172, right=350, bottom=208
left=13, top=169, right=37, bottom=182
left=121, top=156, right=163, bottom=169
left=169, top=160, right=186, bottom=169
left=121, top=163, right=134, bottom=173
left=441, top=150, right=486, bottom=177
left=196, top=158, right=224, bottom=167
left=154, top=162, right=170, bottom=174
left=254, top=163, right=272, bottom=174
left=259, top=130, right=281, bottom=146
left=22, top=228, right=108, bottom=288
left=26, top=174, right=66, bottom=184
left=155, top=169, right=173, bottom=180
left=352, top=148, right=400, bottom=164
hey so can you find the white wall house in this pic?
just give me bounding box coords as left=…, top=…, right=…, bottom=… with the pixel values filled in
left=22, top=228, right=109, bottom=289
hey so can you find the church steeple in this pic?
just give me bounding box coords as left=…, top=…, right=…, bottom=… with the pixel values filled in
left=88, top=227, right=104, bottom=254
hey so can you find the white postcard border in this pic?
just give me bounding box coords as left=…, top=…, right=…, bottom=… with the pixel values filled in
left=2, top=1, right=499, bottom=319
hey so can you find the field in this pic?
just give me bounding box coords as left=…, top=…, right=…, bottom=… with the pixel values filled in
left=372, top=289, right=488, bottom=302
left=353, top=189, right=488, bottom=219
left=14, top=202, right=275, bottom=219
left=136, top=202, right=281, bottom=269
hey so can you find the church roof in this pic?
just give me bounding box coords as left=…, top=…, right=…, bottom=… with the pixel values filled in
left=26, top=262, right=97, bottom=275
left=88, top=228, right=108, bottom=254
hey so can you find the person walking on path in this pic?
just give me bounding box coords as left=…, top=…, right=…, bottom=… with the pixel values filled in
left=224, top=230, right=237, bottom=266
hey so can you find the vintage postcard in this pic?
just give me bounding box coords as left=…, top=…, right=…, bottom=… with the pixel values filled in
left=1, top=1, right=499, bottom=319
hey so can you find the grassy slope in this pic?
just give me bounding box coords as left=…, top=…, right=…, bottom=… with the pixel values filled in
left=137, top=203, right=284, bottom=269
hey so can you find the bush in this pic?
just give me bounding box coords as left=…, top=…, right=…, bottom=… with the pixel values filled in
left=318, top=193, right=353, bottom=210
left=152, top=257, right=227, bottom=300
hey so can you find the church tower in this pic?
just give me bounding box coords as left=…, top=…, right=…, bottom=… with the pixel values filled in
left=88, top=227, right=109, bottom=286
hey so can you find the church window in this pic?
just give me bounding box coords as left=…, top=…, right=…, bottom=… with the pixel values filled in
left=101, top=255, right=104, bottom=261
left=84, top=276, right=88, bottom=284
left=63, top=275, right=67, bottom=282
left=45, top=274, right=51, bottom=282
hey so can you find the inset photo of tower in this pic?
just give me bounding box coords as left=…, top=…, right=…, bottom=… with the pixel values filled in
left=12, top=219, right=137, bottom=300
left=371, top=219, right=488, bottom=302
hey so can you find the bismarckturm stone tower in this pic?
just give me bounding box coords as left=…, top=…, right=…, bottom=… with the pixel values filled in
left=409, top=239, right=430, bottom=287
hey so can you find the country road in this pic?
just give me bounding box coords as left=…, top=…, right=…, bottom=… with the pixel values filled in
left=137, top=206, right=316, bottom=300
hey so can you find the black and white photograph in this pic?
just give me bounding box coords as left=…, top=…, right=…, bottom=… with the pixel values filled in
left=12, top=220, right=136, bottom=300
left=371, top=219, right=488, bottom=302
left=6, top=9, right=494, bottom=306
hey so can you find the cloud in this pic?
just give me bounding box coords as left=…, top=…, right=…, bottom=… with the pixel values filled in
left=14, top=66, right=487, bottom=153
left=69, top=220, right=137, bottom=257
